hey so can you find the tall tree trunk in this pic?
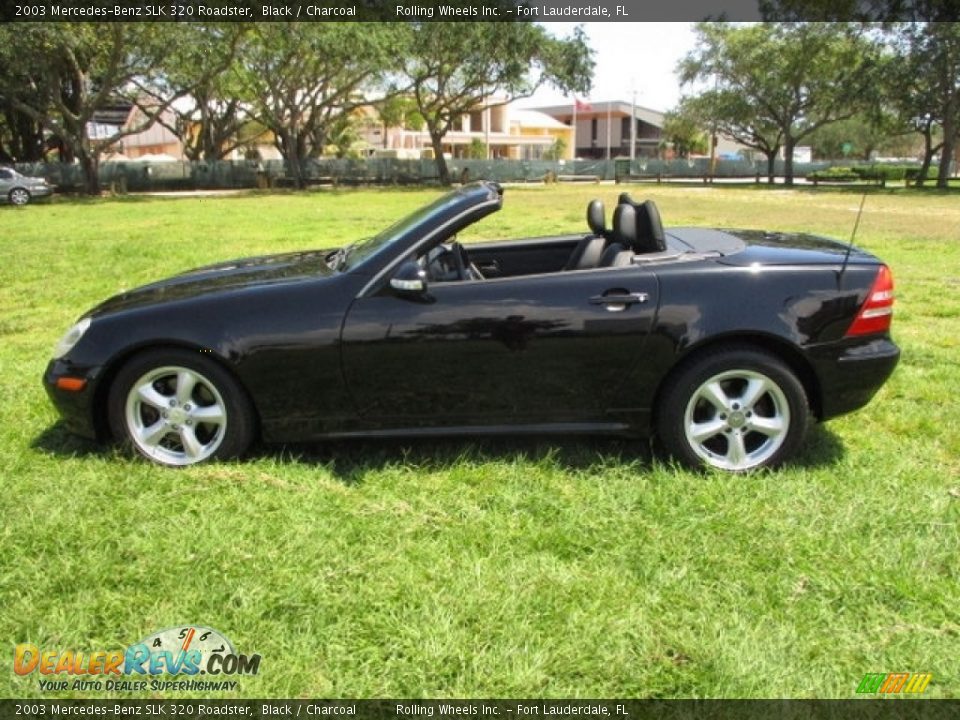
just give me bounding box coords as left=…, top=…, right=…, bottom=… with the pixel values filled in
left=936, top=111, right=955, bottom=189
left=429, top=129, right=450, bottom=186
left=765, top=151, right=777, bottom=184
left=280, top=129, right=306, bottom=190
left=783, top=135, right=795, bottom=186
left=8, top=109, right=45, bottom=161
left=917, top=130, right=935, bottom=187
left=79, top=150, right=100, bottom=195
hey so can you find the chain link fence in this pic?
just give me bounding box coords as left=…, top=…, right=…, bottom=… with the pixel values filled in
left=9, top=157, right=918, bottom=192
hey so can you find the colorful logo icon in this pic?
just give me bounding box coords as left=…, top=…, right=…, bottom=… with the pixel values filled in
left=856, top=672, right=932, bottom=695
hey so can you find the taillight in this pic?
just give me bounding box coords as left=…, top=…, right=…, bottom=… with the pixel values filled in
left=845, top=264, right=894, bottom=337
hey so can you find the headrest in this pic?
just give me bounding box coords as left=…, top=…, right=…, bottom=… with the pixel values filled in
left=637, top=200, right=666, bottom=250
left=612, top=203, right=637, bottom=247
left=618, top=192, right=637, bottom=208
left=586, top=199, right=606, bottom=236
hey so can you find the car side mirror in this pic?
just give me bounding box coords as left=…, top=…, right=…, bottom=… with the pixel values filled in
left=389, top=260, right=428, bottom=296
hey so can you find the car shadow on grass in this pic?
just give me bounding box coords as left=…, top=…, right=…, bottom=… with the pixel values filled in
left=789, top=424, right=847, bottom=468
left=32, top=421, right=845, bottom=479
left=261, top=423, right=846, bottom=484
left=31, top=422, right=104, bottom=459
left=265, top=435, right=656, bottom=485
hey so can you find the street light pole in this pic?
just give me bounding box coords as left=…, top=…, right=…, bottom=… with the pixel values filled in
left=605, top=102, right=611, bottom=161
left=630, top=88, right=637, bottom=163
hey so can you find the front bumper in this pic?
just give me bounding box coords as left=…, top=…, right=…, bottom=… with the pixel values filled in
left=43, top=359, right=103, bottom=440
left=807, top=337, right=900, bottom=421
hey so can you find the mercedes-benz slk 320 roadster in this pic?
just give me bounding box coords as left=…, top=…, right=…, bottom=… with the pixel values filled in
left=44, top=182, right=899, bottom=471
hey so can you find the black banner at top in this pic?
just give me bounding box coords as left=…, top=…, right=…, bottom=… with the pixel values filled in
left=3, top=0, right=959, bottom=22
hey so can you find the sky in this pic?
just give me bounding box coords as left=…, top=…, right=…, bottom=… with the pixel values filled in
left=517, top=23, right=699, bottom=113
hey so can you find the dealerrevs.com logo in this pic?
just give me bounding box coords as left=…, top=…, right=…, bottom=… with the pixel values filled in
left=14, top=626, right=261, bottom=693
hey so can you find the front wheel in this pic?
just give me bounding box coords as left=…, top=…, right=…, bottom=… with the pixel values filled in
left=108, top=349, right=255, bottom=467
left=9, top=188, right=31, bottom=206
left=656, top=347, right=810, bottom=472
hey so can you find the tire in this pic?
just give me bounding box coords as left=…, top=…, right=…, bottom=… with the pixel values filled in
left=9, top=188, right=31, bottom=206
left=656, top=346, right=810, bottom=472
left=108, top=348, right=255, bottom=467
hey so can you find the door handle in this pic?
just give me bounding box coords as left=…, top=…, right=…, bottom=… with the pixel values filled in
left=589, top=292, right=649, bottom=306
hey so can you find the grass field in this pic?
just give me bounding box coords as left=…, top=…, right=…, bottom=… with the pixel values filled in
left=1, top=184, right=958, bottom=699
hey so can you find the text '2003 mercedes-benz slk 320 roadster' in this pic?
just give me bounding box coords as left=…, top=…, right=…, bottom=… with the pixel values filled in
left=45, top=182, right=899, bottom=471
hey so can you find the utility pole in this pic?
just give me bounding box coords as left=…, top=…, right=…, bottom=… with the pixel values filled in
left=630, top=86, right=637, bottom=163
left=605, top=101, right=612, bottom=161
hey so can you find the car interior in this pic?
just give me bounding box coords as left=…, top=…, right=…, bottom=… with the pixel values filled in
left=420, top=193, right=675, bottom=283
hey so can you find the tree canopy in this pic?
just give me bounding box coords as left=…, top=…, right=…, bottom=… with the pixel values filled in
left=679, top=22, right=881, bottom=184
left=398, top=22, right=593, bottom=184
left=0, top=23, right=178, bottom=193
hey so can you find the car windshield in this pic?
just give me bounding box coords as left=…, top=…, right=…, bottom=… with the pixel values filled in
left=334, top=190, right=467, bottom=272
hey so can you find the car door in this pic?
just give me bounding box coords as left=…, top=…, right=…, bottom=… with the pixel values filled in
left=339, top=266, right=660, bottom=428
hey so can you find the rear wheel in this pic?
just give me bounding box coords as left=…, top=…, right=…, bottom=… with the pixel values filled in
left=657, top=347, right=809, bottom=471
left=9, top=188, right=30, bottom=206
left=108, top=349, right=255, bottom=467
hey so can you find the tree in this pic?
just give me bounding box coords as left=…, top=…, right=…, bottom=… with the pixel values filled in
left=0, top=51, right=47, bottom=164
left=399, top=22, right=592, bottom=185
left=661, top=109, right=708, bottom=159
left=679, top=22, right=881, bottom=185
left=0, top=23, right=180, bottom=194
left=884, top=23, right=960, bottom=188
left=676, top=93, right=783, bottom=182
left=143, top=24, right=253, bottom=162
left=806, top=113, right=904, bottom=161
left=324, top=113, right=362, bottom=159
left=375, top=94, right=424, bottom=149
left=234, top=23, right=402, bottom=189
left=542, top=136, right=567, bottom=161
left=466, top=138, right=488, bottom=159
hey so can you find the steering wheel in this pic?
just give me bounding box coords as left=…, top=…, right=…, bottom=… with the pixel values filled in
left=423, top=241, right=483, bottom=282
left=451, top=241, right=469, bottom=280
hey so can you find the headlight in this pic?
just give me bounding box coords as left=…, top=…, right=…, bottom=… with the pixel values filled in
left=52, top=317, right=91, bottom=359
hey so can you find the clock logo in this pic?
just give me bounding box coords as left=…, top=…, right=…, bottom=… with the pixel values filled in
left=126, top=625, right=259, bottom=676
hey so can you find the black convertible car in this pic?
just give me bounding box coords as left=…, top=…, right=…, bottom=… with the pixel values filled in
left=44, top=182, right=899, bottom=471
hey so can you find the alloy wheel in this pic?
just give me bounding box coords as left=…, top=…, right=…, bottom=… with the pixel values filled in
left=124, top=365, right=228, bottom=466
left=682, top=369, right=790, bottom=471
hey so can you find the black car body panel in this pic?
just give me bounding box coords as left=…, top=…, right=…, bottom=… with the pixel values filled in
left=44, top=182, right=899, bottom=451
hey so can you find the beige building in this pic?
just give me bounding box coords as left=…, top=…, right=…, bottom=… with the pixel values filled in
left=533, top=100, right=664, bottom=160
left=363, top=99, right=575, bottom=161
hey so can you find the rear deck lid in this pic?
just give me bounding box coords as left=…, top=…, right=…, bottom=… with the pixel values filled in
left=667, top=227, right=877, bottom=266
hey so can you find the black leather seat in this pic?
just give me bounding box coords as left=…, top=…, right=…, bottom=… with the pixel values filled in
left=617, top=192, right=667, bottom=253
left=598, top=203, right=635, bottom=267
left=563, top=199, right=608, bottom=271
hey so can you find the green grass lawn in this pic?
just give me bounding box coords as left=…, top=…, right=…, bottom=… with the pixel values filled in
left=1, top=185, right=958, bottom=699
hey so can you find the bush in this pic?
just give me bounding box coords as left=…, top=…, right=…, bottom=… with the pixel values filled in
left=808, top=166, right=859, bottom=180
left=905, top=166, right=939, bottom=182
left=808, top=164, right=926, bottom=183
left=851, top=165, right=911, bottom=181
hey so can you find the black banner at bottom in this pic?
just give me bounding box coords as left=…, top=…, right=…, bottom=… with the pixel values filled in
left=2, top=700, right=960, bottom=720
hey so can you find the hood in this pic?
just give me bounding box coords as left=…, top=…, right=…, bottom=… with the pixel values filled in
left=89, top=249, right=335, bottom=317
left=667, top=227, right=877, bottom=266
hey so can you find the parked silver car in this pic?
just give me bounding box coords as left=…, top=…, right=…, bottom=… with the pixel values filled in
left=0, top=167, right=54, bottom=206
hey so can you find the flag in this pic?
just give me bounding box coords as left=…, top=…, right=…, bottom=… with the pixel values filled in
left=574, top=98, right=592, bottom=112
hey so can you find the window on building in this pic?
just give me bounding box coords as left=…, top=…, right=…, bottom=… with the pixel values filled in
left=591, top=118, right=598, bottom=143
left=469, top=110, right=483, bottom=133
